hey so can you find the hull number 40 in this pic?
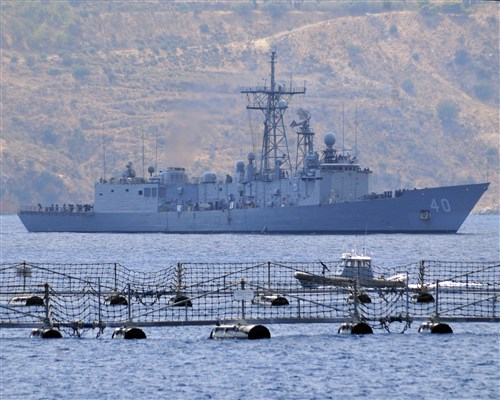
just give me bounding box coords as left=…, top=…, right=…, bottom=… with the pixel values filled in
left=431, top=198, right=451, bottom=213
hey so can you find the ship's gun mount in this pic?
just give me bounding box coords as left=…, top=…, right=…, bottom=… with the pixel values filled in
left=122, top=161, right=136, bottom=178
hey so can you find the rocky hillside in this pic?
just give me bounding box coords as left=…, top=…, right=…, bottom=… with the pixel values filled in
left=1, top=1, right=498, bottom=213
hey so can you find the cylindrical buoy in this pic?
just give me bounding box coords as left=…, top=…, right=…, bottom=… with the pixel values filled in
left=30, top=328, right=62, bottom=339
left=415, top=293, right=435, bottom=303
left=357, top=293, right=372, bottom=304
left=112, top=327, right=147, bottom=339
left=418, top=321, right=453, bottom=334
left=348, top=293, right=372, bottom=304
left=210, top=324, right=271, bottom=340
left=338, top=322, right=373, bottom=335
left=9, top=295, right=44, bottom=307
left=169, top=295, right=193, bottom=307
left=105, top=294, right=128, bottom=306
left=252, top=294, right=289, bottom=307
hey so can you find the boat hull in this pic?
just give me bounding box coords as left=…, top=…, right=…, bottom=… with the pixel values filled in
left=18, top=183, right=488, bottom=233
left=293, top=271, right=405, bottom=289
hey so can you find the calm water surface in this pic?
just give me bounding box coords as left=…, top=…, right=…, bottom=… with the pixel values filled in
left=1, top=215, right=499, bottom=399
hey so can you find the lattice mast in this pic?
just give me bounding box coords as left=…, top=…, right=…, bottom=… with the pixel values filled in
left=241, top=51, right=306, bottom=181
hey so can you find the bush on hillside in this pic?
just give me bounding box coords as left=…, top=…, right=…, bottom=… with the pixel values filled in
left=72, top=65, right=91, bottom=81
left=25, top=55, right=36, bottom=68
left=437, top=100, right=460, bottom=124
left=473, top=83, right=494, bottom=101
left=454, top=49, right=469, bottom=65
left=402, top=79, right=415, bottom=95
left=346, top=43, right=364, bottom=65
left=48, top=68, right=62, bottom=76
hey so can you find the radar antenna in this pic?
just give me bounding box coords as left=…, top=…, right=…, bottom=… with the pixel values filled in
left=291, top=108, right=315, bottom=173
left=241, top=51, right=306, bottom=181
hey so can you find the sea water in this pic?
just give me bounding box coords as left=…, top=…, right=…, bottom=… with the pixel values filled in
left=0, top=215, right=499, bottom=399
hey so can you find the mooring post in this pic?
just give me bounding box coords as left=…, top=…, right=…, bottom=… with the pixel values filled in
left=127, top=283, right=132, bottom=322
left=435, top=279, right=440, bottom=317
left=405, top=271, right=409, bottom=320
left=241, top=279, right=246, bottom=320
left=22, top=260, right=27, bottom=291
left=267, top=261, right=271, bottom=289
left=44, top=282, right=51, bottom=327
left=353, top=280, right=359, bottom=319
left=114, top=263, right=118, bottom=291
left=176, top=262, right=184, bottom=292
left=98, top=278, right=102, bottom=328
left=418, top=260, right=425, bottom=291
left=492, top=294, right=496, bottom=318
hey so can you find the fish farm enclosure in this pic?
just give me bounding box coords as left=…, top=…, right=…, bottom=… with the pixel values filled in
left=1, top=260, right=498, bottom=338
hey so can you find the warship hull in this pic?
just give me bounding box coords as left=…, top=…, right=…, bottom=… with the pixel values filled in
left=17, top=53, right=490, bottom=234
left=18, top=183, right=488, bottom=233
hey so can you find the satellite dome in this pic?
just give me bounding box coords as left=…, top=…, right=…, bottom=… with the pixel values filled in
left=324, top=132, right=336, bottom=148
left=148, top=166, right=155, bottom=175
left=276, top=99, right=287, bottom=109
left=247, top=152, right=256, bottom=161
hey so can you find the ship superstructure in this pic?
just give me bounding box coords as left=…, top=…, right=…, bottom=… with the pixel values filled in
left=18, top=52, right=489, bottom=233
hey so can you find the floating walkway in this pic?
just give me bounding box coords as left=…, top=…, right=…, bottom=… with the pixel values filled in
left=0, top=260, right=498, bottom=338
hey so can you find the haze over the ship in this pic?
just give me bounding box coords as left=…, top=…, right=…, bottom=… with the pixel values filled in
left=1, top=0, right=498, bottom=213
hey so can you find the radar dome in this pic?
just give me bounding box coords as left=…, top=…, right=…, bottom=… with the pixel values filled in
left=247, top=152, right=256, bottom=161
left=236, top=160, right=245, bottom=173
left=277, top=99, right=287, bottom=109
left=324, top=132, right=336, bottom=148
left=148, top=166, right=155, bottom=175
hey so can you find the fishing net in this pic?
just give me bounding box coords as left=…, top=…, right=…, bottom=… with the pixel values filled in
left=1, top=260, right=498, bottom=336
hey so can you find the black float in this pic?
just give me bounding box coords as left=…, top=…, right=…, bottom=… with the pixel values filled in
left=210, top=324, right=271, bottom=340
left=252, top=294, right=289, bottom=306
left=418, top=321, right=453, bottom=334
left=9, top=295, right=44, bottom=307
left=338, top=321, right=373, bottom=335
left=30, top=328, right=62, bottom=339
left=168, top=295, right=193, bottom=307
left=415, top=292, right=435, bottom=303
left=105, top=294, right=128, bottom=306
left=112, top=327, right=147, bottom=339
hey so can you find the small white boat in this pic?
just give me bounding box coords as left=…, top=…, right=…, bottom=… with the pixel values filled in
left=294, top=252, right=406, bottom=289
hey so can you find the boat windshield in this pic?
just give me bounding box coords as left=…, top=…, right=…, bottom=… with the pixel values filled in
left=339, top=258, right=374, bottom=279
left=341, top=259, right=371, bottom=268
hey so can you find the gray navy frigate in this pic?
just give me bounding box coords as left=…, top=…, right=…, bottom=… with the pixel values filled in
left=18, top=52, right=489, bottom=233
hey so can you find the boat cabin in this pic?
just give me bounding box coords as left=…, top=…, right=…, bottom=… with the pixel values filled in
left=338, top=253, right=374, bottom=280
